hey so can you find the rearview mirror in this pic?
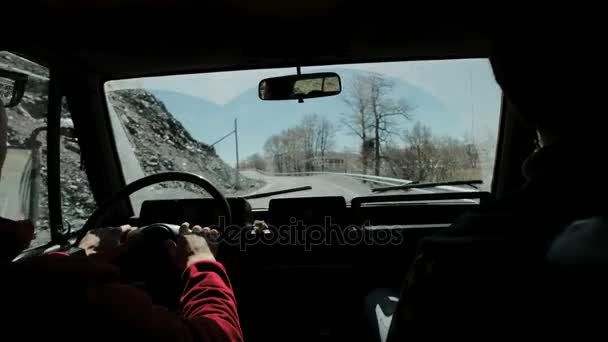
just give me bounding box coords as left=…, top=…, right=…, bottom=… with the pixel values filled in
left=0, top=69, right=27, bottom=108
left=259, top=72, right=341, bottom=101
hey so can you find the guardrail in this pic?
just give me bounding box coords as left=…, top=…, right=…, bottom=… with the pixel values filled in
left=247, top=169, right=476, bottom=193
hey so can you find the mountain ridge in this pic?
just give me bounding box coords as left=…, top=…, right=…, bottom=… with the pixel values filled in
left=150, top=69, right=467, bottom=164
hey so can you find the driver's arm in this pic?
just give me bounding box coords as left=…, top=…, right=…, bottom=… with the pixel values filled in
left=173, top=223, right=242, bottom=341
left=74, top=223, right=243, bottom=342
left=51, top=259, right=243, bottom=342
left=180, top=259, right=242, bottom=342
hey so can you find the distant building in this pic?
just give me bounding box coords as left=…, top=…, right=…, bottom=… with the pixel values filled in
left=311, top=157, right=345, bottom=172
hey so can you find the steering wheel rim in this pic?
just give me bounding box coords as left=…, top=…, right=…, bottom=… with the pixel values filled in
left=77, top=172, right=232, bottom=242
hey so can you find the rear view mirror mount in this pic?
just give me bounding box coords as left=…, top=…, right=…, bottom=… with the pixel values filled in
left=0, top=69, right=28, bottom=108
left=259, top=72, right=341, bottom=102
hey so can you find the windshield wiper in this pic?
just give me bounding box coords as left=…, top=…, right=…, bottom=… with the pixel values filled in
left=243, top=186, right=312, bottom=200
left=372, top=180, right=482, bottom=193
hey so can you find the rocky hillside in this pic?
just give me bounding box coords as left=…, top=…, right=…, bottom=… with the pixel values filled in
left=107, top=89, right=261, bottom=194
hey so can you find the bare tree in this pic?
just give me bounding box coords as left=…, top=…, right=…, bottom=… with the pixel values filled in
left=434, top=135, right=462, bottom=181
left=314, top=116, right=335, bottom=171
left=290, top=114, right=336, bottom=172
left=263, top=134, right=283, bottom=172
left=384, top=145, right=408, bottom=179
left=472, top=129, right=495, bottom=189
left=461, top=133, right=480, bottom=169
left=342, top=75, right=372, bottom=173
left=367, top=75, right=414, bottom=175
left=263, top=114, right=336, bottom=173
left=284, top=127, right=304, bottom=172
left=300, top=115, right=318, bottom=171
left=343, top=74, right=414, bottom=175
left=385, top=122, right=484, bottom=182
left=403, top=122, right=436, bottom=181
left=241, top=153, right=268, bottom=171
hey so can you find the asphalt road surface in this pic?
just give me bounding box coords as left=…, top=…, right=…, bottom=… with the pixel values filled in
left=115, top=169, right=399, bottom=214
left=122, top=170, right=428, bottom=211
left=242, top=170, right=387, bottom=208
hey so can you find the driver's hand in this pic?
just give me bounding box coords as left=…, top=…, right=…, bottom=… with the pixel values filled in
left=78, top=225, right=136, bottom=256
left=167, top=222, right=219, bottom=269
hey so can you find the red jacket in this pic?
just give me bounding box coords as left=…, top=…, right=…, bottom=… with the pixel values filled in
left=2, top=255, right=243, bottom=342
left=180, top=260, right=243, bottom=342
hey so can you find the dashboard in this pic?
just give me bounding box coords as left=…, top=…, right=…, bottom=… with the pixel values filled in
left=137, top=192, right=489, bottom=341
left=138, top=192, right=488, bottom=232
left=139, top=197, right=253, bottom=228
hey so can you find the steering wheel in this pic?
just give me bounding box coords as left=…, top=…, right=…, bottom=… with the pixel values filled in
left=13, top=172, right=231, bottom=307
left=77, top=172, right=232, bottom=308
left=77, top=171, right=232, bottom=242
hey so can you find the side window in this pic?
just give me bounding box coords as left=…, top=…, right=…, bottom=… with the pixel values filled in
left=0, top=51, right=51, bottom=246
left=0, top=51, right=94, bottom=247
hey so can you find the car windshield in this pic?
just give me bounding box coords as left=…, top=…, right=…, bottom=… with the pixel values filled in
left=105, top=59, right=501, bottom=210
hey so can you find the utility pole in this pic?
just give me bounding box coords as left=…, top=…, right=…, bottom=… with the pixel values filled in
left=469, top=67, right=476, bottom=144
left=207, top=117, right=240, bottom=190
left=234, top=118, right=240, bottom=190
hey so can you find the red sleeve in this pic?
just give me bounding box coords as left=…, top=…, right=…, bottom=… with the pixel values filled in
left=46, top=252, right=69, bottom=256
left=37, top=254, right=243, bottom=342
left=180, top=260, right=243, bottom=342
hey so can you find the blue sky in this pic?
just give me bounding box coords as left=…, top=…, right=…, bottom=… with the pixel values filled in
left=108, top=59, right=502, bottom=165
left=137, top=59, right=501, bottom=121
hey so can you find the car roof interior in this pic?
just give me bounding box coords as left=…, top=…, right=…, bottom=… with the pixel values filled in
left=16, top=2, right=494, bottom=78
